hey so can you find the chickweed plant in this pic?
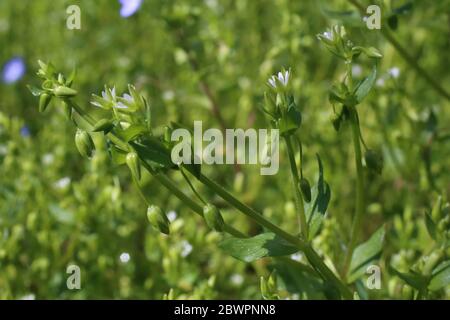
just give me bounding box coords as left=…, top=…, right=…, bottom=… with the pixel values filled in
left=27, top=22, right=449, bottom=300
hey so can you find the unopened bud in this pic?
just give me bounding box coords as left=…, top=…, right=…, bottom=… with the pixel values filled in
left=39, top=93, right=52, bottom=112
left=75, top=129, right=95, bottom=158
left=126, top=151, right=141, bottom=181
left=54, top=86, right=77, bottom=98
left=147, top=205, right=170, bottom=235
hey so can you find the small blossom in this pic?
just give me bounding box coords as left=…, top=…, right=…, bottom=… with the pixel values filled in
left=268, top=69, right=290, bottom=88
left=42, top=153, right=55, bottom=165
left=119, top=0, right=143, bottom=18
left=180, top=240, right=193, bottom=257
left=388, top=67, right=400, bottom=78
left=54, top=177, right=71, bottom=189
left=376, top=77, right=385, bottom=87
left=167, top=210, right=177, bottom=222
left=2, top=57, right=26, bottom=84
left=119, top=252, right=131, bottom=263
left=231, top=274, right=244, bottom=286
left=352, top=65, right=362, bottom=77
left=20, top=125, right=30, bottom=137
left=323, top=31, right=333, bottom=40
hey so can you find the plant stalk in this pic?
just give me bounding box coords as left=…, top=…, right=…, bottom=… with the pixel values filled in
left=284, top=135, right=308, bottom=238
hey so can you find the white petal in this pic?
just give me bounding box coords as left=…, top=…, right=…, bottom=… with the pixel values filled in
left=123, top=93, right=133, bottom=102
left=90, top=101, right=102, bottom=108
left=114, top=102, right=129, bottom=109
left=268, top=77, right=276, bottom=88
left=277, top=71, right=284, bottom=82
left=284, top=71, right=290, bottom=85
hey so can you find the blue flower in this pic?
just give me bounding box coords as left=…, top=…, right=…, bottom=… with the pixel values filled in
left=20, top=125, right=31, bottom=137
left=2, top=57, right=26, bottom=84
left=119, top=0, right=143, bottom=18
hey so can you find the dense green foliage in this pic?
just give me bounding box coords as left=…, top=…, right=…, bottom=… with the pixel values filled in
left=0, top=0, right=449, bottom=299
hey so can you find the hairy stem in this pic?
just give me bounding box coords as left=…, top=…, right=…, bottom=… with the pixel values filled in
left=284, top=135, right=308, bottom=238
left=343, top=107, right=366, bottom=277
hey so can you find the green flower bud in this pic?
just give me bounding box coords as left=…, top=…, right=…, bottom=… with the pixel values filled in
left=299, top=178, right=312, bottom=203
left=39, top=93, right=52, bottom=113
left=75, top=129, right=95, bottom=158
left=54, top=86, right=78, bottom=98
left=92, top=119, right=115, bottom=133
left=364, top=149, right=383, bottom=175
left=203, top=204, right=225, bottom=232
left=62, top=101, right=72, bottom=119
left=126, top=151, right=141, bottom=181
left=147, top=205, right=170, bottom=235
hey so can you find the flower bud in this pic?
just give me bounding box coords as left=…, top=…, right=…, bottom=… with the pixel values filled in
left=299, top=178, right=312, bottom=203
left=92, top=119, right=115, bottom=133
left=75, top=129, right=95, bottom=158
left=203, top=204, right=225, bottom=232
left=364, top=149, right=383, bottom=175
left=62, top=101, right=72, bottom=119
left=39, top=93, right=52, bottom=112
left=126, top=151, right=141, bottom=181
left=147, top=205, right=170, bottom=235
left=54, top=86, right=77, bottom=98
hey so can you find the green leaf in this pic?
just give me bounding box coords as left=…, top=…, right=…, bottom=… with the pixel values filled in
left=27, top=85, right=45, bottom=96
left=354, top=65, right=377, bottom=103
left=305, top=154, right=331, bottom=240
left=347, top=226, right=385, bottom=283
left=131, top=138, right=174, bottom=169
left=274, top=260, right=328, bottom=299
left=278, top=104, right=301, bottom=135
left=320, top=7, right=363, bottom=27
left=389, top=266, right=429, bottom=290
left=109, top=145, right=127, bottom=165
left=219, top=233, right=299, bottom=262
left=424, top=212, right=437, bottom=240
left=115, top=124, right=147, bottom=142
left=428, top=260, right=450, bottom=291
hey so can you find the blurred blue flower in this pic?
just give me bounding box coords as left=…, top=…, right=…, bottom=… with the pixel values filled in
left=20, top=126, right=31, bottom=137
left=119, top=0, right=143, bottom=18
left=2, top=57, right=26, bottom=84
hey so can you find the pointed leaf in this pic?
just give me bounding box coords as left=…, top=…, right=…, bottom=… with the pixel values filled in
left=219, top=233, right=299, bottom=262
left=354, top=65, right=377, bottom=103
left=347, top=226, right=385, bottom=283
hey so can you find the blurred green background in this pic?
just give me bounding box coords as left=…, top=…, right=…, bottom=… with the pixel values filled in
left=0, top=0, right=449, bottom=299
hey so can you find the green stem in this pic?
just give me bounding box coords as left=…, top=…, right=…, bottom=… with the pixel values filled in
left=196, top=172, right=352, bottom=299
left=284, top=135, right=308, bottom=238
left=343, top=108, right=366, bottom=277
left=347, top=0, right=450, bottom=101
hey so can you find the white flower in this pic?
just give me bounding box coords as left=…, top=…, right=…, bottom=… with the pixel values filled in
left=323, top=31, right=333, bottom=40
left=54, top=177, right=71, bottom=189
left=167, top=210, right=177, bottom=222
left=352, top=65, right=362, bottom=77
left=291, top=253, right=303, bottom=262
left=376, top=78, right=385, bottom=87
left=388, top=67, right=400, bottom=79
left=42, top=153, right=55, bottom=165
left=268, top=69, right=290, bottom=88
left=119, top=252, right=130, bottom=263
left=180, top=240, right=193, bottom=257
left=230, top=274, right=244, bottom=286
